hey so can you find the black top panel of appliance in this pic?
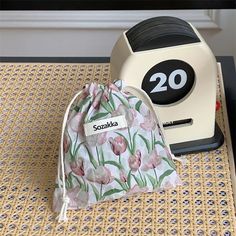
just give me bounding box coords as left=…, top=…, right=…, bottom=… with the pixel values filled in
left=126, top=16, right=200, bottom=52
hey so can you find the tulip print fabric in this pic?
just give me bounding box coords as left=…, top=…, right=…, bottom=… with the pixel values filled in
left=53, top=81, right=181, bottom=214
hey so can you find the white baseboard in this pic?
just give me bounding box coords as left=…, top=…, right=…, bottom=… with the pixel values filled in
left=0, top=10, right=219, bottom=29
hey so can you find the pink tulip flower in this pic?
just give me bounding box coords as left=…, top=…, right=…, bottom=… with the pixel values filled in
left=86, top=166, right=114, bottom=185
left=68, top=112, right=85, bottom=134
left=86, top=132, right=107, bottom=146
left=70, top=158, right=84, bottom=176
left=112, top=104, right=137, bottom=127
left=108, top=82, right=120, bottom=92
left=63, top=133, right=70, bottom=153
left=119, top=169, right=128, bottom=183
left=67, top=186, right=89, bottom=208
left=102, top=89, right=109, bottom=102
left=88, top=83, right=99, bottom=97
left=140, top=111, right=156, bottom=131
left=128, top=150, right=141, bottom=172
left=109, top=136, right=127, bottom=156
left=81, top=85, right=89, bottom=99
left=141, top=149, right=162, bottom=171
left=91, top=92, right=102, bottom=110
left=97, top=132, right=107, bottom=145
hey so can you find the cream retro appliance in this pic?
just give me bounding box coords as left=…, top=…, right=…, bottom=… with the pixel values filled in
left=110, top=16, right=224, bottom=155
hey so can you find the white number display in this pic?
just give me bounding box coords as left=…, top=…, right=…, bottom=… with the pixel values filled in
left=169, top=69, right=187, bottom=89
left=150, top=69, right=187, bottom=93
left=150, top=73, right=167, bottom=93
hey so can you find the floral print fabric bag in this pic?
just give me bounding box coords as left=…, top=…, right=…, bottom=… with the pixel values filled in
left=54, top=80, right=181, bottom=221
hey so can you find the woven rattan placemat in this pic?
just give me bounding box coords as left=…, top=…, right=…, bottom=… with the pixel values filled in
left=0, top=62, right=236, bottom=236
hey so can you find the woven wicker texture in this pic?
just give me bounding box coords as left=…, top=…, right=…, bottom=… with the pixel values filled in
left=0, top=63, right=236, bottom=236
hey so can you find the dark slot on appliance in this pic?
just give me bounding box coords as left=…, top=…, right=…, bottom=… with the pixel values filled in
left=163, top=118, right=193, bottom=129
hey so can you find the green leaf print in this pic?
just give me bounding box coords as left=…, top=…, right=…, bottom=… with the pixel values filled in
left=73, top=141, right=85, bottom=159
left=159, top=169, right=174, bottom=186
left=128, top=128, right=132, bottom=152
left=90, top=112, right=109, bottom=121
left=138, top=134, right=151, bottom=153
left=84, top=145, right=98, bottom=169
left=96, top=146, right=101, bottom=165
left=71, top=174, right=79, bottom=185
left=114, top=178, right=128, bottom=191
left=102, top=188, right=123, bottom=198
left=65, top=172, right=76, bottom=189
left=101, top=101, right=113, bottom=113
left=65, top=179, right=71, bottom=189
left=138, top=169, right=146, bottom=187
left=143, top=175, right=147, bottom=187
left=73, top=133, right=79, bottom=157
left=66, top=132, right=74, bottom=161
left=78, top=96, right=91, bottom=112
left=109, top=91, right=115, bottom=110
left=151, top=131, right=154, bottom=150
left=72, top=175, right=86, bottom=192
left=154, top=140, right=165, bottom=148
left=131, top=130, right=138, bottom=154
left=127, top=170, right=132, bottom=189
left=100, top=148, right=105, bottom=166
left=103, top=160, right=122, bottom=170
left=127, top=95, right=136, bottom=100
left=162, top=157, right=176, bottom=170
left=131, top=174, right=143, bottom=187
left=91, top=184, right=100, bottom=201
left=146, top=173, right=157, bottom=189
left=135, top=100, right=142, bottom=112
left=85, top=183, right=89, bottom=192
left=113, top=93, right=130, bottom=108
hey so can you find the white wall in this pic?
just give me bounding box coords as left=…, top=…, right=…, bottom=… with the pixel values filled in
left=200, top=10, right=236, bottom=59
left=0, top=28, right=123, bottom=57
left=0, top=10, right=235, bottom=60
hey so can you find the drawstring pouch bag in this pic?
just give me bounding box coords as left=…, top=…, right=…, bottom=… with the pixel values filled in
left=53, top=80, right=182, bottom=221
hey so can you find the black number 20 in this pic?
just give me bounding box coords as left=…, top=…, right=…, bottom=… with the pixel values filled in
left=150, top=69, right=187, bottom=93
left=142, top=60, right=195, bottom=105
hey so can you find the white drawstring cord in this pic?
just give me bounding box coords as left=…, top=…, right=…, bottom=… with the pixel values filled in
left=57, top=196, right=70, bottom=222
left=57, top=90, right=83, bottom=222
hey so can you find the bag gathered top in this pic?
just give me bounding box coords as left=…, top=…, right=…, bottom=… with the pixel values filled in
left=53, top=80, right=182, bottom=221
